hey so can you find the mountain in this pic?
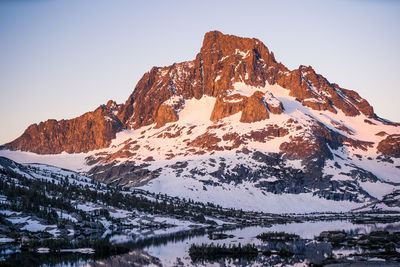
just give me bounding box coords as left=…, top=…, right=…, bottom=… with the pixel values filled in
left=1, top=31, right=400, bottom=213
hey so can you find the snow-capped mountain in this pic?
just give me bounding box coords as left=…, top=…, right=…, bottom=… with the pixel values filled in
left=1, top=31, right=399, bottom=213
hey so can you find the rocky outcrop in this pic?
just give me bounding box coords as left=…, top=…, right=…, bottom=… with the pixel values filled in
left=377, top=134, right=400, bottom=158
left=240, top=91, right=269, bottom=123
left=280, top=122, right=373, bottom=160
left=211, top=91, right=283, bottom=123
left=155, top=103, right=179, bottom=128
left=87, top=161, right=161, bottom=187
left=264, top=92, right=284, bottom=114
left=210, top=95, right=246, bottom=122
left=275, top=66, right=375, bottom=117
left=3, top=101, right=123, bottom=154
left=118, top=61, right=197, bottom=129
left=188, top=132, right=223, bottom=152
left=247, top=126, right=289, bottom=142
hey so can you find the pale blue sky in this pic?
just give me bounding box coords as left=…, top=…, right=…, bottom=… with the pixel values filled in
left=0, top=0, right=399, bottom=144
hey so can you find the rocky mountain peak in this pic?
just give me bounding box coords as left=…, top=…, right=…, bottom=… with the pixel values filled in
left=105, top=99, right=118, bottom=110
left=200, top=30, right=273, bottom=60
left=2, top=31, right=395, bottom=156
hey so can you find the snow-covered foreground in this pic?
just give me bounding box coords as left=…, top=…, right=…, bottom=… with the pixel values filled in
left=0, top=158, right=231, bottom=250
left=0, top=150, right=89, bottom=172
left=140, top=174, right=362, bottom=213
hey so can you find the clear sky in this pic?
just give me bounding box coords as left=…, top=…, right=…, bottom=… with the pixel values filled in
left=0, top=0, right=399, bottom=145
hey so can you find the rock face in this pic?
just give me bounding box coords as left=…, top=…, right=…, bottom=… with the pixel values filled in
left=377, top=134, right=400, bottom=158
left=86, top=161, right=162, bottom=187
left=210, top=95, right=246, bottom=122
left=240, top=92, right=269, bottom=123
left=155, top=104, right=179, bottom=128
left=4, top=101, right=123, bottom=154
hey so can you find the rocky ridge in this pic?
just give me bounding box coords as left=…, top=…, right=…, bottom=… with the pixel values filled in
left=3, top=100, right=123, bottom=154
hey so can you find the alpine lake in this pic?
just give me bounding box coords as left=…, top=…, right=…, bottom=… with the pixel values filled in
left=2, top=213, right=400, bottom=267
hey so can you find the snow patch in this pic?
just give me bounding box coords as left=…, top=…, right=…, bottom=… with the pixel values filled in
left=177, top=95, right=216, bottom=126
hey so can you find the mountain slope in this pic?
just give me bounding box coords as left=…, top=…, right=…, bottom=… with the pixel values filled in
left=1, top=31, right=400, bottom=213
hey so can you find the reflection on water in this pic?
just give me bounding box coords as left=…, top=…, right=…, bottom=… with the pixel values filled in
left=80, top=250, right=162, bottom=267
left=86, top=220, right=400, bottom=266
left=2, top=220, right=400, bottom=266
left=186, top=240, right=333, bottom=266
left=141, top=220, right=400, bottom=266
left=1, top=249, right=98, bottom=267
